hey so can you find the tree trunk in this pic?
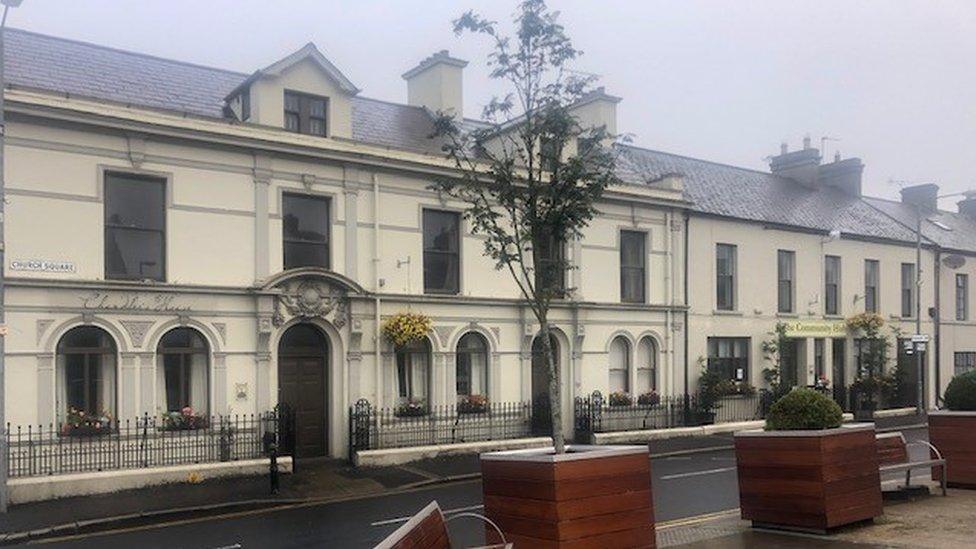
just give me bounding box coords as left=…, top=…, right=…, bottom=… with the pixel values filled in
left=538, top=321, right=566, bottom=453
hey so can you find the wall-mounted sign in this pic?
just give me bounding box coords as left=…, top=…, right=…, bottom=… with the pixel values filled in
left=782, top=320, right=847, bottom=338
left=10, top=259, right=76, bottom=273
left=80, top=291, right=191, bottom=313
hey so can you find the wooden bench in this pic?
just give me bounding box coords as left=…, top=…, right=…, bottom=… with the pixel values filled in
left=374, top=501, right=511, bottom=549
left=876, top=432, right=947, bottom=496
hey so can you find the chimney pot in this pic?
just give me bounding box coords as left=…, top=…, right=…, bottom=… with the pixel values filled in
left=780, top=142, right=788, bottom=155
left=803, top=135, right=811, bottom=149
left=834, top=151, right=841, bottom=162
left=958, top=190, right=976, bottom=219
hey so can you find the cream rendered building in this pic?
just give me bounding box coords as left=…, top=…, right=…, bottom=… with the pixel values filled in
left=2, top=31, right=687, bottom=459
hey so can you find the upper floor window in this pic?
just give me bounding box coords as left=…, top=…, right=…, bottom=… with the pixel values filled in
left=777, top=250, right=795, bottom=313
left=620, top=231, right=646, bottom=303
left=104, top=172, right=166, bottom=281
left=282, top=193, right=330, bottom=269
left=423, top=210, right=460, bottom=294
left=535, top=235, right=566, bottom=298
left=636, top=337, right=657, bottom=394
left=901, top=263, right=916, bottom=318
left=825, top=255, right=841, bottom=315
left=284, top=91, right=327, bottom=136
left=864, top=260, right=879, bottom=313
left=716, top=244, right=737, bottom=311
left=707, top=337, right=749, bottom=381
left=957, top=274, right=969, bottom=321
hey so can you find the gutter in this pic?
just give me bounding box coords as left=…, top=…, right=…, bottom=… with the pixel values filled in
left=934, top=248, right=942, bottom=406
left=683, top=211, right=690, bottom=404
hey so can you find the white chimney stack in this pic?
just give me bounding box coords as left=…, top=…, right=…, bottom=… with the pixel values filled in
left=402, top=50, right=468, bottom=118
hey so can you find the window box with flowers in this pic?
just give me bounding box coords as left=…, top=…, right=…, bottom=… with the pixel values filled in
left=458, top=394, right=489, bottom=414
left=395, top=399, right=429, bottom=418
left=609, top=391, right=633, bottom=407
left=160, top=407, right=209, bottom=431
left=60, top=408, right=114, bottom=437
left=637, top=391, right=660, bottom=407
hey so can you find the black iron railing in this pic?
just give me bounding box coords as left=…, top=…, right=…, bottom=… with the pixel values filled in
left=348, top=400, right=534, bottom=452
left=5, top=411, right=283, bottom=478
left=574, top=391, right=772, bottom=438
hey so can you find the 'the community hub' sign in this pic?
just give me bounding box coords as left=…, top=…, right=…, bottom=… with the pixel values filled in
left=781, top=320, right=848, bottom=338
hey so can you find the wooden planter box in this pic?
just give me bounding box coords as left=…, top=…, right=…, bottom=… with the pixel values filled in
left=734, top=424, right=882, bottom=533
left=481, top=445, right=655, bottom=548
left=929, top=410, right=976, bottom=488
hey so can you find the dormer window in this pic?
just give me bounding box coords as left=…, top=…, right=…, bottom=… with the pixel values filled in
left=284, top=90, right=328, bottom=136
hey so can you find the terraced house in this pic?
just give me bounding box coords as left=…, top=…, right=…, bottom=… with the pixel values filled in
left=3, top=30, right=975, bottom=477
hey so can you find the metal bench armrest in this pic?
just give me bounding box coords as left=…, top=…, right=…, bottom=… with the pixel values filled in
left=906, top=439, right=944, bottom=461
left=445, top=512, right=509, bottom=547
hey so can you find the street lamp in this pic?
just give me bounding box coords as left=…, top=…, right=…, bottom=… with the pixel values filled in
left=0, top=0, right=23, bottom=515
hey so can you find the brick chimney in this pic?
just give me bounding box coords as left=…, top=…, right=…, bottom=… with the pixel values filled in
left=402, top=50, right=467, bottom=118
left=769, top=138, right=864, bottom=196
left=958, top=191, right=976, bottom=219
left=900, top=183, right=939, bottom=212
left=769, top=137, right=821, bottom=188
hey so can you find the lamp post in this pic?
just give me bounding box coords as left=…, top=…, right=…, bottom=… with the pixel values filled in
left=0, top=0, right=23, bottom=514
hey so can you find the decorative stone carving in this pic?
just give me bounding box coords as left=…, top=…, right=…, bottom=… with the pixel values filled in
left=433, top=325, right=454, bottom=349
left=273, top=278, right=350, bottom=328
left=120, top=320, right=155, bottom=348
left=36, top=319, right=54, bottom=346
left=213, top=322, right=227, bottom=345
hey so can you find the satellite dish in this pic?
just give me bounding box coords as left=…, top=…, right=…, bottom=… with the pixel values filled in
left=943, top=255, right=966, bottom=269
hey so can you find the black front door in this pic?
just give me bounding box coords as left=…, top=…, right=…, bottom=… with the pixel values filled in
left=531, top=335, right=558, bottom=436
left=780, top=339, right=799, bottom=388
left=278, top=324, right=328, bottom=458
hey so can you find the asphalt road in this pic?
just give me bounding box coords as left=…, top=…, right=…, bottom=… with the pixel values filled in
left=25, top=447, right=741, bottom=549
left=24, top=428, right=927, bottom=548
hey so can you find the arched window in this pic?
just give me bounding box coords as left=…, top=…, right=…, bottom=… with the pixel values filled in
left=56, top=326, right=117, bottom=420
left=157, top=328, right=209, bottom=414
left=456, top=333, right=489, bottom=401
left=396, top=338, right=431, bottom=405
left=636, top=337, right=657, bottom=394
left=609, top=336, right=630, bottom=393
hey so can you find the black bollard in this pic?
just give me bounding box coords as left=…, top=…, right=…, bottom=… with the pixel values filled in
left=269, top=442, right=280, bottom=495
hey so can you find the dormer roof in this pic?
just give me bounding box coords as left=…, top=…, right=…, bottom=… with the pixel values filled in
left=224, top=42, right=360, bottom=101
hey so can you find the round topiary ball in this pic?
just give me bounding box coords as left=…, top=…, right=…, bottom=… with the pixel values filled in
left=943, top=370, right=976, bottom=411
left=765, top=387, right=844, bottom=431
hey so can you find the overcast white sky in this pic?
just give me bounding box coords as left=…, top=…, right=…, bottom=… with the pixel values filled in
left=10, top=1, right=976, bottom=208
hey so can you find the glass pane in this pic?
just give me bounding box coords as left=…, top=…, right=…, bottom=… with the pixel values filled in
left=285, top=113, right=300, bottom=132
left=423, top=252, right=459, bottom=293
left=284, top=241, right=329, bottom=269
left=65, top=354, right=87, bottom=412
left=456, top=353, right=471, bottom=396
left=104, top=173, right=165, bottom=230
left=105, top=228, right=164, bottom=280
left=621, top=268, right=644, bottom=302
left=164, top=354, right=184, bottom=411
left=609, top=370, right=628, bottom=393
left=60, top=326, right=110, bottom=350
left=309, top=99, right=326, bottom=117
left=620, top=231, right=644, bottom=268
left=423, top=211, right=459, bottom=252
left=283, top=194, right=330, bottom=243
left=280, top=324, right=326, bottom=350
left=309, top=117, right=326, bottom=136
left=284, top=92, right=299, bottom=111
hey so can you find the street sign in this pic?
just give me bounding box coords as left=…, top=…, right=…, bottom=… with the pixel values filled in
left=916, top=342, right=927, bottom=352
left=911, top=334, right=930, bottom=343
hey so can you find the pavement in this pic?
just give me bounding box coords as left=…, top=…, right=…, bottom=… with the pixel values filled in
left=0, top=415, right=939, bottom=547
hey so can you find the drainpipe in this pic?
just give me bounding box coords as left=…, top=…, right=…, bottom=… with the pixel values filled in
left=683, top=212, right=690, bottom=408
left=934, top=248, right=941, bottom=407
left=664, top=209, right=673, bottom=396
left=372, top=173, right=382, bottom=409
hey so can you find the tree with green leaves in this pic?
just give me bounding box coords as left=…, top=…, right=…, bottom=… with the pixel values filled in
left=429, top=0, right=622, bottom=453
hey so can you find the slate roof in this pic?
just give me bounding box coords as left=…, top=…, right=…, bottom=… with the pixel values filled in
left=6, top=28, right=976, bottom=252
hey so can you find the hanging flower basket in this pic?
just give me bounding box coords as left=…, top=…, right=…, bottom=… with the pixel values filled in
left=382, top=311, right=433, bottom=348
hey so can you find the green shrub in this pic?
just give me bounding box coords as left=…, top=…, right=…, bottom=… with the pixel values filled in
left=944, top=370, right=976, bottom=411
left=765, top=388, right=844, bottom=431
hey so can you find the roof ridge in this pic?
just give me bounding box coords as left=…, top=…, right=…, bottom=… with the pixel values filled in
left=6, top=27, right=249, bottom=78
left=616, top=142, right=779, bottom=179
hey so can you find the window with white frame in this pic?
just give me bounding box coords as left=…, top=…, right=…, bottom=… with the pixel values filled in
left=716, top=244, right=737, bottom=310
left=825, top=255, right=841, bottom=315
left=635, top=337, right=657, bottom=394
left=777, top=250, right=795, bottom=313
left=707, top=337, right=749, bottom=381
left=396, top=338, right=431, bottom=405
left=620, top=231, right=646, bottom=303
left=156, top=328, right=209, bottom=414
left=104, top=172, right=166, bottom=281
left=56, top=326, right=117, bottom=422
left=282, top=193, right=330, bottom=269
left=955, top=352, right=976, bottom=376
left=455, top=332, right=488, bottom=400
left=609, top=337, right=630, bottom=394
left=956, top=274, right=969, bottom=321
left=864, top=259, right=879, bottom=313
